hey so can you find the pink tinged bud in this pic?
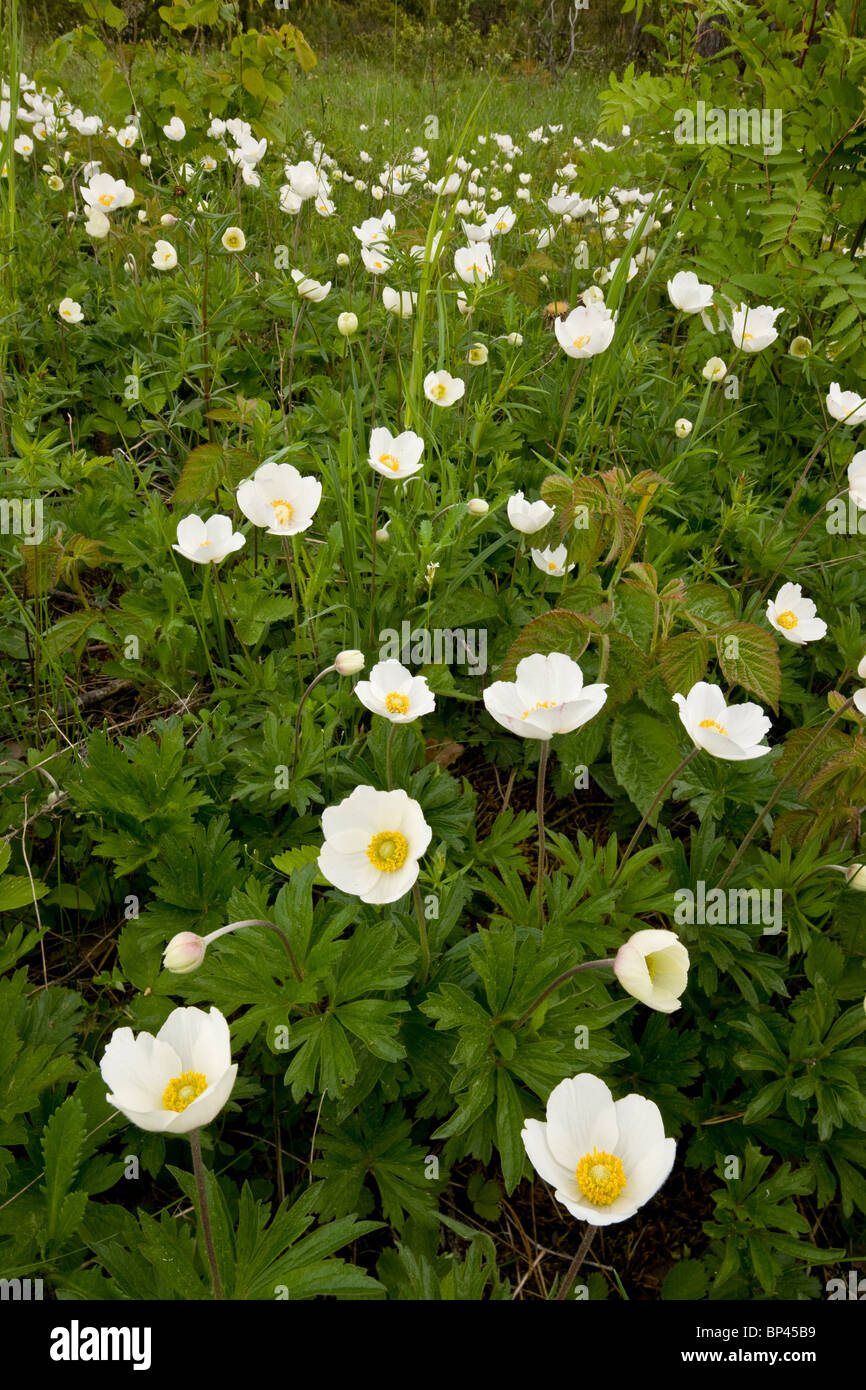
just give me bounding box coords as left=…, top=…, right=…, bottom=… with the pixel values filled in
left=162, top=932, right=206, bottom=974
left=335, top=649, right=365, bottom=676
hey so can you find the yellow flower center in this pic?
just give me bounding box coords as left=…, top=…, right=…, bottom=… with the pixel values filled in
left=162, top=1070, right=208, bottom=1112
left=379, top=453, right=401, bottom=472
left=225, top=234, right=241, bottom=248
left=547, top=561, right=558, bottom=571
left=98, top=193, right=114, bottom=206
left=366, top=829, right=409, bottom=872
left=575, top=1148, right=627, bottom=1206
left=743, top=331, right=753, bottom=341
left=496, top=219, right=508, bottom=230
left=271, top=498, right=294, bottom=526
left=698, top=717, right=728, bottom=736
left=521, top=699, right=556, bottom=721
left=432, top=383, right=447, bottom=399
left=572, top=333, right=591, bottom=349
left=385, top=692, right=410, bottom=715
left=776, top=609, right=798, bottom=630
left=646, top=954, right=656, bottom=981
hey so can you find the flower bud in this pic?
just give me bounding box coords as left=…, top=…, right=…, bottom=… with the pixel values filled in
left=160, top=213, right=178, bottom=227
left=845, top=864, right=866, bottom=891
left=674, top=418, right=692, bottom=438
left=337, top=311, right=358, bottom=336
left=375, top=527, right=389, bottom=542
left=506, top=332, right=523, bottom=346
left=335, top=649, right=365, bottom=675
left=336, top=252, right=350, bottom=267
left=163, top=931, right=206, bottom=974
left=789, top=335, right=811, bottom=358
left=467, top=497, right=489, bottom=515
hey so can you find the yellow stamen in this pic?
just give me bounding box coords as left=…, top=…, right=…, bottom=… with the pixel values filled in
left=572, top=333, right=591, bottom=349
left=776, top=609, right=798, bottom=630
left=521, top=699, right=556, bottom=721
left=385, top=692, right=410, bottom=715
left=162, top=1070, right=208, bottom=1112
left=575, top=1148, right=627, bottom=1206
left=366, top=829, right=409, bottom=872
left=698, top=717, right=728, bottom=736
left=271, top=498, right=294, bottom=526
left=379, top=453, right=401, bottom=472
left=432, top=383, right=447, bottom=400
left=98, top=193, right=114, bottom=206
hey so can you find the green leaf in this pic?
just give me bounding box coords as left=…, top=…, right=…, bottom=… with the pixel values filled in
left=610, top=704, right=685, bottom=820
left=716, top=623, right=781, bottom=711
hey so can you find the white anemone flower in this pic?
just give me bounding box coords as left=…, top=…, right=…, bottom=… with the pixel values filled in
left=163, top=116, right=186, bottom=141
left=361, top=244, right=392, bottom=274
left=827, top=382, right=866, bottom=426
left=382, top=286, right=416, bottom=317
left=729, top=302, right=783, bottom=352
left=354, top=659, right=435, bottom=723
left=151, top=239, right=177, bottom=271
left=368, top=426, right=424, bottom=480
left=666, top=270, right=714, bottom=313
left=486, top=204, right=516, bottom=235
left=614, top=930, right=690, bottom=1014
left=554, top=302, right=615, bottom=358
left=81, top=171, right=134, bottom=213
left=318, top=785, right=432, bottom=904
left=353, top=212, right=394, bottom=247
left=531, top=544, right=574, bottom=576
left=236, top=460, right=322, bottom=536
left=483, top=652, right=607, bottom=741
left=521, top=1073, right=676, bottom=1226
left=100, top=1006, right=237, bottom=1134
left=291, top=268, right=331, bottom=302
left=172, top=514, right=245, bottom=564
left=507, top=490, right=554, bottom=534
left=454, top=242, right=494, bottom=284
left=766, top=582, right=827, bottom=645
left=848, top=450, right=866, bottom=508
left=673, top=681, right=771, bottom=760
left=221, top=226, right=245, bottom=252
left=57, top=297, right=83, bottom=323
left=424, top=370, right=465, bottom=406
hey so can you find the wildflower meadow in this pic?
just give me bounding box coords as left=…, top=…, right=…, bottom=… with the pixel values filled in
left=1, top=0, right=865, bottom=1348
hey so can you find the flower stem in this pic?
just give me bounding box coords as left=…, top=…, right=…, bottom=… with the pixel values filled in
left=556, top=1223, right=597, bottom=1300
left=536, top=740, right=550, bottom=929
left=189, top=1128, right=223, bottom=1300
left=291, top=664, right=336, bottom=778
left=512, top=959, right=615, bottom=1031
left=614, top=745, right=700, bottom=881
left=412, top=881, right=430, bottom=985
left=551, top=362, right=584, bottom=472
left=209, top=917, right=305, bottom=983
left=718, top=695, right=857, bottom=889
left=386, top=721, right=397, bottom=790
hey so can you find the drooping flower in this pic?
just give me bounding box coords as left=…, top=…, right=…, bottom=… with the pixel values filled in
left=368, top=426, right=424, bottom=480
left=766, top=582, right=827, bottom=645
left=236, top=460, right=322, bottom=536
left=667, top=270, right=714, bottom=313
left=702, top=356, right=727, bottom=382
left=729, top=302, right=783, bottom=352
left=172, top=513, right=245, bottom=564
left=531, top=544, right=574, bottom=576
left=614, top=930, right=690, bottom=1013
left=318, top=785, right=432, bottom=904
left=424, top=369, right=465, bottom=407
left=521, top=1073, right=676, bottom=1226
left=483, top=652, right=607, bottom=740
left=354, top=659, right=435, bottom=724
left=507, top=491, right=554, bottom=534
left=291, top=268, right=331, bottom=302
left=100, top=1006, right=237, bottom=1134
left=827, top=382, right=866, bottom=427
left=673, top=681, right=771, bottom=760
